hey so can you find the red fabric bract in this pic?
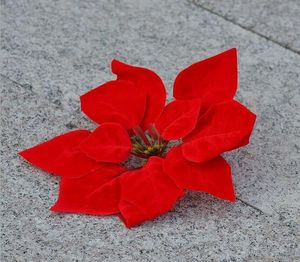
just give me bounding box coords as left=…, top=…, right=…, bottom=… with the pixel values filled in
left=155, top=99, right=202, bottom=141
left=112, top=60, right=166, bottom=130
left=164, top=147, right=235, bottom=201
left=19, top=130, right=102, bottom=178
left=173, top=48, right=237, bottom=108
left=79, top=123, right=131, bottom=163
left=20, top=49, right=256, bottom=228
left=182, top=100, right=256, bottom=163
left=118, top=157, right=184, bottom=227
left=88, top=157, right=184, bottom=227
left=81, top=80, right=146, bottom=129
left=51, top=164, right=125, bottom=214
left=86, top=177, right=121, bottom=216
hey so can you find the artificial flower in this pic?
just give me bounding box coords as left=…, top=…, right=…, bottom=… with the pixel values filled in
left=19, top=48, right=256, bottom=227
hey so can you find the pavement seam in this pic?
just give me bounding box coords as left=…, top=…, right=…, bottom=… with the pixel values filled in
left=236, top=197, right=267, bottom=215
left=186, top=0, right=300, bottom=56
left=1, top=74, right=62, bottom=109
left=0, top=74, right=31, bottom=90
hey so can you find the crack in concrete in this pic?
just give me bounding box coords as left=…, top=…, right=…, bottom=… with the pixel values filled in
left=186, top=0, right=300, bottom=56
left=1, top=74, right=64, bottom=109
left=1, top=74, right=33, bottom=90
left=236, top=197, right=267, bottom=215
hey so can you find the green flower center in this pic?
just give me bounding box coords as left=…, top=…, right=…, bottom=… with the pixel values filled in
left=131, top=125, right=168, bottom=158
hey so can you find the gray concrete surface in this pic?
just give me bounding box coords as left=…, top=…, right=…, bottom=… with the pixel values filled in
left=190, top=0, right=300, bottom=54
left=1, top=0, right=299, bottom=261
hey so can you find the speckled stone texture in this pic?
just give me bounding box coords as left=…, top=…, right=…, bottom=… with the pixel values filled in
left=1, top=0, right=299, bottom=261
left=190, top=0, right=300, bottom=54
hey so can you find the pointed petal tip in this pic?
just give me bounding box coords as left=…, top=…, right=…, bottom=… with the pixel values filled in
left=225, top=193, right=236, bottom=202
left=111, top=59, right=120, bottom=69
left=18, top=149, right=27, bottom=158
left=49, top=206, right=57, bottom=212
left=227, top=47, right=237, bottom=54
left=111, top=58, right=123, bottom=65
left=173, top=48, right=238, bottom=105
left=49, top=203, right=61, bottom=212
left=111, top=59, right=128, bottom=74
left=19, top=149, right=35, bottom=166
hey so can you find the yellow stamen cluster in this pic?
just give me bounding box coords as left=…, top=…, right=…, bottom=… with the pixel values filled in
left=131, top=136, right=167, bottom=158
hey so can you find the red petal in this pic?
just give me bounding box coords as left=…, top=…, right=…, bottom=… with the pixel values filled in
left=89, top=157, right=184, bottom=227
left=86, top=177, right=121, bottom=215
left=80, top=80, right=146, bottom=129
left=182, top=100, right=256, bottom=163
left=19, top=130, right=102, bottom=178
left=173, top=48, right=238, bottom=108
left=112, top=60, right=166, bottom=130
left=79, top=123, right=131, bottom=163
left=118, top=157, right=184, bottom=227
left=50, top=164, right=125, bottom=214
left=164, top=147, right=235, bottom=201
left=154, top=99, right=202, bottom=140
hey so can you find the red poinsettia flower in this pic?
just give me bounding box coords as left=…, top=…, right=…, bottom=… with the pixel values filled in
left=19, top=48, right=256, bottom=228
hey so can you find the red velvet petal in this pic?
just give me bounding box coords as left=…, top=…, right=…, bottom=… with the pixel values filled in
left=19, top=130, right=102, bottom=178
left=154, top=99, right=202, bottom=140
left=163, top=147, right=235, bottom=201
left=88, top=157, right=184, bottom=227
left=50, top=164, right=125, bottom=214
left=79, top=123, right=132, bottom=163
left=112, top=60, right=166, bottom=130
left=86, top=177, right=121, bottom=215
left=80, top=80, right=146, bottom=129
left=182, top=100, right=256, bottom=163
left=118, top=157, right=184, bottom=227
left=173, top=48, right=237, bottom=108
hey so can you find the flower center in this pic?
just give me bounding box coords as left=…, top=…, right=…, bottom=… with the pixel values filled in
left=131, top=136, right=168, bottom=158
left=130, top=125, right=168, bottom=158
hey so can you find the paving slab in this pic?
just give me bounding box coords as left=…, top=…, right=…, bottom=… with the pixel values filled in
left=1, top=0, right=300, bottom=261
left=189, top=0, right=300, bottom=54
